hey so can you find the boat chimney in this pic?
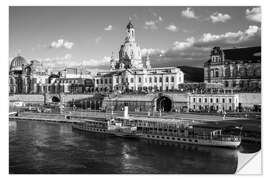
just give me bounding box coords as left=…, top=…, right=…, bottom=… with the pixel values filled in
left=124, top=106, right=129, bottom=118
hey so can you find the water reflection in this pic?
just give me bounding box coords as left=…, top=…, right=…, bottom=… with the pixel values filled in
left=9, top=120, right=256, bottom=174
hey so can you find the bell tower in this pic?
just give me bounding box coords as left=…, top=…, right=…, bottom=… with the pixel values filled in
left=125, top=18, right=135, bottom=43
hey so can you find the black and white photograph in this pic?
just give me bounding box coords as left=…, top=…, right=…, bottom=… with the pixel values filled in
left=7, top=4, right=262, bottom=175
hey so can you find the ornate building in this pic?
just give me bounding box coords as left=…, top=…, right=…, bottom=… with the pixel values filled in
left=9, top=56, right=50, bottom=94
left=204, top=46, right=261, bottom=92
left=96, top=20, right=184, bottom=93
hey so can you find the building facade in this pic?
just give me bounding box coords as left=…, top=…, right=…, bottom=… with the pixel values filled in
left=9, top=56, right=50, bottom=94
left=204, top=46, right=261, bottom=92
left=187, top=93, right=240, bottom=112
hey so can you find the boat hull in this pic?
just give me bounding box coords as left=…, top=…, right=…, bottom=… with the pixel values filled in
left=72, top=124, right=240, bottom=148
left=140, top=134, right=241, bottom=148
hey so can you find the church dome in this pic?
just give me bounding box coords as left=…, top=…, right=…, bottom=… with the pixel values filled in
left=10, top=55, right=27, bottom=72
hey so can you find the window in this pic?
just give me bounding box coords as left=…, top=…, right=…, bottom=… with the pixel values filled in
left=205, top=98, right=207, bottom=103
left=96, top=80, right=99, bottom=84
left=229, top=98, right=232, bottom=103
left=154, top=77, right=157, bottom=83
left=105, top=79, right=107, bottom=84
left=100, top=79, right=103, bottom=84
left=116, top=78, right=119, bottom=83
left=149, top=77, right=152, bottom=83
left=216, top=98, right=219, bottom=103
left=159, top=77, right=162, bottom=82
left=199, top=98, right=201, bottom=103
left=210, top=98, right=213, bottom=103
left=225, top=81, right=229, bottom=87
left=126, top=78, right=128, bottom=83
left=166, top=77, right=169, bottom=82
left=215, top=71, right=219, bottom=77
left=130, top=78, right=134, bottom=83
left=138, top=77, right=141, bottom=83
left=145, top=78, right=147, bottom=83
left=222, top=98, right=225, bottom=103
left=193, top=98, right=196, bottom=102
left=171, top=76, right=174, bottom=82
left=109, top=78, right=112, bottom=84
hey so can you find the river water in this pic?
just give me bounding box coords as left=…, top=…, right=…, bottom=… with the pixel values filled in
left=9, top=120, right=260, bottom=174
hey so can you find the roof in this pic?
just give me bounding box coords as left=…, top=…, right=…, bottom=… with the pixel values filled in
left=223, top=46, right=261, bottom=61
left=10, top=56, right=28, bottom=71
left=205, top=46, right=261, bottom=65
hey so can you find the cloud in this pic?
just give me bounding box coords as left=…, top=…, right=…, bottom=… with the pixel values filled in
left=144, top=14, right=163, bottom=30
left=144, top=21, right=158, bottom=30
left=141, top=48, right=165, bottom=57
left=42, top=54, right=73, bottom=67
left=95, top=36, right=102, bottom=43
left=173, top=37, right=195, bottom=50
left=81, top=56, right=111, bottom=67
left=50, top=39, right=74, bottom=49
left=194, top=25, right=261, bottom=47
left=166, top=24, right=179, bottom=32
left=144, top=25, right=260, bottom=67
left=41, top=54, right=111, bottom=69
left=104, top=25, right=113, bottom=31
left=246, top=7, right=261, bottom=22
left=210, top=12, right=231, bottom=23
left=181, top=8, right=198, bottom=19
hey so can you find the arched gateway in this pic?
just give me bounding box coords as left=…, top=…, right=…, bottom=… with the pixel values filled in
left=156, top=95, right=173, bottom=112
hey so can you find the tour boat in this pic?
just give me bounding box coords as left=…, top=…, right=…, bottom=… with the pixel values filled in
left=72, top=116, right=242, bottom=148
left=72, top=107, right=242, bottom=148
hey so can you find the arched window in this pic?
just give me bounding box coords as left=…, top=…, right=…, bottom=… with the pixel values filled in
left=215, top=71, right=219, bottom=77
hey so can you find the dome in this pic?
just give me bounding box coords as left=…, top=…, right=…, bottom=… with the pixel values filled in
left=10, top=55, right=28, bottom=72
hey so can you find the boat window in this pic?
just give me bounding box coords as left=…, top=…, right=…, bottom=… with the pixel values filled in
left=166, top=137, right=170, bottom=139
left=161, top=136, right=165, bottom=139
left=177, top=138, right=181, bottom=141
left=147, top=135, right=150, bottom=137
left=189, top=139, right=192, bottom=142
left=172, top=137, right=175, bottom=140
left=152, top=136, right=155, bottom=138
left=157, top=136, right=160, bottom=138
left=195, top=140, right=198, bottom=143
left=183, top=139, right=186, bottom=141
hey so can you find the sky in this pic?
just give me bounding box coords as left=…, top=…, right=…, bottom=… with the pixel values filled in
left=9, top=6, right=261, bottom=72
